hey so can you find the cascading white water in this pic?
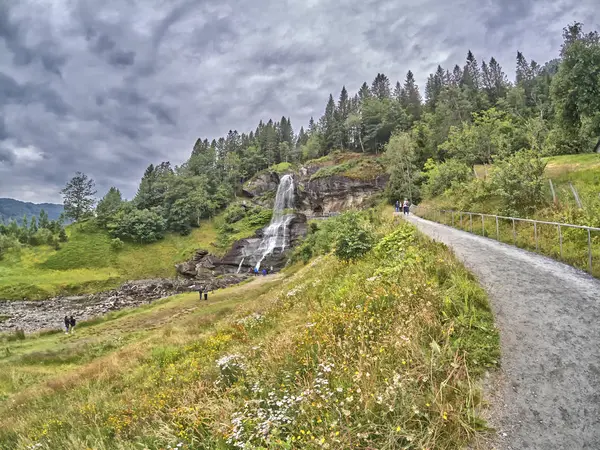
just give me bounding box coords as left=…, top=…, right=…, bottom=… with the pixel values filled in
left=254, top=174, right=295, bottom=270
left=236, top=257, right=245, bottom=274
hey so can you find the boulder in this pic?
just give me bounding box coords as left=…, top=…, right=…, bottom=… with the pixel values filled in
left=242, top=172, right=280, bottom=198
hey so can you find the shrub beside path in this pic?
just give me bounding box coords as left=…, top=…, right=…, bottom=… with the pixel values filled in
left=405, top=214, right=600, bottom=450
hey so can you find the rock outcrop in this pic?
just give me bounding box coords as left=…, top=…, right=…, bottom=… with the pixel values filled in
left=176, top=213, right=307, bottom=277
left=0, top=275, right=253, bottom=334
left=242, top=156, right=387, bottom=215
left=0, top=278, right=214, bottom=333
left=297, top=173, right=388, bottom=215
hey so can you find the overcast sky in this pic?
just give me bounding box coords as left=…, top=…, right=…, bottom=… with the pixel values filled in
left=0, top=0, right=598, bottom=203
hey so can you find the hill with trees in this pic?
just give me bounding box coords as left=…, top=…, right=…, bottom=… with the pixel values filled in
left=0, top=199, right=63, bottom=224
left=78, top=21, right=600, bottom=245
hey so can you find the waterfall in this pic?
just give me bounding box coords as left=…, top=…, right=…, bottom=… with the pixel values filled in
left=236, top=257, right=245, bottom=274
left=254, top=174, right=295, bottom=270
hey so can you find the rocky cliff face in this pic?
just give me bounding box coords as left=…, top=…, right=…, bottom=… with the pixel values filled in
left=242, top=156, right=388, bottom=215
left=296, top=173, right=388, bottom=215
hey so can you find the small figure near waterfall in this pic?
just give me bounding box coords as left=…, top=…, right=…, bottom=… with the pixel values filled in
left=69, top=316, right=76, bottom=333
left=64, top=315, right=70, bottom=334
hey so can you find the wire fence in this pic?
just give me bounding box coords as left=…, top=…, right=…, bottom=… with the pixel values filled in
left=403, top=206, right=600, bottom=277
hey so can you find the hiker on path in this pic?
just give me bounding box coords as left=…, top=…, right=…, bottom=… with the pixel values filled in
left=402, top=199, right=410, bottom=215
left=395, top=200, right=400, bottom=212
left=69, top=316, right=76, bottom=334
left=64, top=315, right=70, bottom=334
left=203, top=288, right=208, bottom=301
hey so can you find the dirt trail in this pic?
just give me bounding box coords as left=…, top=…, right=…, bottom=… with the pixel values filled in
left=405, top=214, right=600, bottom=450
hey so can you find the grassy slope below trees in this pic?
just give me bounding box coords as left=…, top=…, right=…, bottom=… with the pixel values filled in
left=426, top=154, right=600, bottom=219
left=0, top=208, right=499, bottom=450
left=0, top=219, right=218, bottom=300
left=419, top=154, right=600, bottom=276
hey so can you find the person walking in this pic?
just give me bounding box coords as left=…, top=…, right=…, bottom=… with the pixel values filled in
left=403, top=199, right=410, bottom=215
left=69, top=316, right=76, bottom=334
left=203, top=288, right=208, bottom=301
left=64, top=315, right=70, bottom=334
left=395, top=200, right=400, bottom=213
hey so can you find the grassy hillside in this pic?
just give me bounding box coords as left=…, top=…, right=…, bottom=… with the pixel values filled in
left=0, top=203, right=274, bottom=301
left=434, top=154, right=600, bottom=218
left=0, top=211, right=499, bottom=449
left=0, top=219, right=222, bottom=301
left=420, top=154, right=600, bottom=277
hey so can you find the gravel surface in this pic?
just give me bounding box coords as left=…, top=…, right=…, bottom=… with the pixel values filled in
left=406, top=214, right=600, bottom=450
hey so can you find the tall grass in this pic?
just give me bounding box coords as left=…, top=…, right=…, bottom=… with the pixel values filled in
left=0, top=216, right=499, bottom=450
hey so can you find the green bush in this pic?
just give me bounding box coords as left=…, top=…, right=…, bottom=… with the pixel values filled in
left=293, top=211, right=377, bottom=264
left=422, top=158, right=473, bottom=198
left=108, top=208, right=167, bottom=243
left=224, top=204, right=246, bottom=224
left=334, top=218, right=375, bottom=262
left=491, top=150, right=547, bottom=215
left=110, top=238, right=124, bottom=250
left=0, top=234, right=20, bottom=260
left=29, top=228, right=54, bottom=246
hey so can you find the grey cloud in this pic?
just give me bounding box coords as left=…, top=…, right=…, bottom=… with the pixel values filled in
left=107, top=49, right=136, bottom=67
left=0, top=148, right=15, bottom=165
left=0, top=0, right=598, bottom=202
left=0, top=117, right=7, bottom=140
left=0, top=3, right=67, bottom=75
left=0, top=73, right=70, bottom=116
left=91, top=34, right=117, bottom=54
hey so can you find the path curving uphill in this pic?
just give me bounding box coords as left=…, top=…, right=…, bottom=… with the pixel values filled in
left=405, top=214, right=600, bottom=450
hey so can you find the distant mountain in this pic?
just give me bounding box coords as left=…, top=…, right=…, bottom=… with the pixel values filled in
left=0, top=198, right=64, bottom=224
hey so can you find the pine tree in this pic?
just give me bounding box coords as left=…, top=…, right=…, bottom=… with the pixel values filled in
left=425, top=66, right=445, bottom=108
left=38, top=209, right=49, bottom=229
left=371, top=73, right=391, bottom=100
left=401, top=70, right=422, bottom=122
left=337, top=87, right=350, bottom=148
left=61, top=172, right=97, bottom=222
left=516, top=51, right=531, bottom=84
left=393, top=81, right=402, bottom=102
left=487, top=57, right=509, bottom=103
left=308, top=117, right=317, bottom=134
left=296, top=126, right=308, bottom=147
left=29, top=216, right=38, bottom=234
left=134, top=163, right=172, bottom=210
left=358, top=82, right=371, bottom=103
left=462, top=50, right=481, bottom=89
left=451, top=65, right=463, bottom=87
left=58, top=228, right=68, bottom=242
left=96, top=187, right=123, bottom=227
left=322, top=94, right=341, bottom=151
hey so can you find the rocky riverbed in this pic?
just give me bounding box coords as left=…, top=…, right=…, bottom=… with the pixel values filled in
left=0, top=275, right=249, bottom=334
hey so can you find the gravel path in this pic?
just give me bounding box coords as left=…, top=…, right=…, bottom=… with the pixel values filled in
left=405, top=214, right=600, bottom=450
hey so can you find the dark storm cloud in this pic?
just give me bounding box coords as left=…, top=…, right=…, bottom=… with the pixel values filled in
left=0, top=0, right=598, bottom=202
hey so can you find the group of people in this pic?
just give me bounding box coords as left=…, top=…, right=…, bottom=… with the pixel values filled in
left=63, top=315, right=77, bottom=334
left=252, top=266, right=273, bottom=276
left=395, top=199, right=411, bottom=215
left=194, top=285, right=211, bottom=301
